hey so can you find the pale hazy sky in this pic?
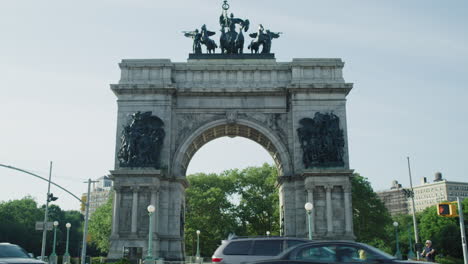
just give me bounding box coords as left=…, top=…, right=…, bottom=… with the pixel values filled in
left=1, top=0, right=467, bottom=210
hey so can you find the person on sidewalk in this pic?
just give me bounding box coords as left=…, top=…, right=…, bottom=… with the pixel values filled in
left=421, top=240, right=436, bottom=262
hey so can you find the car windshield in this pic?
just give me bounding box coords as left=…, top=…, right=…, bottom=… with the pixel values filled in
left=0, top=245, right=30, bottom=258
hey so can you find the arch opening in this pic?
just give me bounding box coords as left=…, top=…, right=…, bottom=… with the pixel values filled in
left=178, top=123, right=286, bottom=177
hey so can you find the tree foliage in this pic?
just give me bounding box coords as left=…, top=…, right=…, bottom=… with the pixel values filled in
left=88, top=193, right=113, bottom=254
left=184, top=163, right=279, bottom=257
left=184, top=172, right=238, bottom=257
left=0, top=197, right=84, bottom=257
left=352, top=174, right=392, bottom=245
left=417, top=198, right=468, bottom=259
left=230, top=164, right=280, bottom=236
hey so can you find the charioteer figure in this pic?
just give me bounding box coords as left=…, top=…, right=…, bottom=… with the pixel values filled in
left=183, top=29, right=202, bottom=54
left=219, top=1, right=249, bottom=54
left=184, top=24, right=217, bottom=54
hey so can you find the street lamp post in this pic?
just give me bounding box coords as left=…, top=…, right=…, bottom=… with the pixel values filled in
left=63, top=223, right=71, bottom=264
left=393, top=222, right=402, bottom=260
left=407, top=225, right=415, bottom=260
left=196, top=230, right=201, bottom=262
left=305, top=202, right=313, bottom=240
left=50, top=221, right=59, bottom=264
left=266, top=231, right=270, bottom=237
left=145, top=205, right=156, bottom=264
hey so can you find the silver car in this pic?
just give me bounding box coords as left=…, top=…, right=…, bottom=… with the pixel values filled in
left=211, top=237, right=310, bottom=264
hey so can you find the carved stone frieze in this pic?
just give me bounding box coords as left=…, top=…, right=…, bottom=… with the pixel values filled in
left=238, top=112, right=288, bottom=144
left=174, top=113, right=224, bottom=149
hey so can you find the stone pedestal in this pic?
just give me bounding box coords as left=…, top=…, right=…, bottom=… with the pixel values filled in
left=108, top=169, right=187, bottom=261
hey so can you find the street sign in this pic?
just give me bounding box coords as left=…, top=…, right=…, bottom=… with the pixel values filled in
left=35, top=221, right=53, bottom=231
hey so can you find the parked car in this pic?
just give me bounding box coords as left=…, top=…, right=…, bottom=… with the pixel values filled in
left=0, top=243, right=46, bottom=264
left=247, top=241, right=434, bottom=264
left=212, top=237, right=310, bottom=264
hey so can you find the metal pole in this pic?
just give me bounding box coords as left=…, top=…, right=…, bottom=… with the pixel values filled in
left=146, top=211, right=154, bottom=260
left=407, top=225, right=415, bottom=259
left=307, top=210, right=313, bottom=240
left=457, top=197, right=468, bottom=264
left=40, top=161, right=53, bottom=261
left=0, top=163, right=82, bottom=202
left=52, top=224, right=58, bottom=256
left=394, top=224, right=402, bottom=259
left=81, top=179, right=92, bottom=264
left=407, top=157, right=420, bottom=260
left=196, top=231, right=200, bottom=259
left=65, top=225, right=71, bottom=257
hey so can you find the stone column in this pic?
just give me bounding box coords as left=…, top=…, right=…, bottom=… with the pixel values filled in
left=325, top=185, right=333, bottom=233
left=131, top=186, right=139, bottom=234
left=344, top=185, right=352, bottom=234
left=111, top=186, right=121, bottom=238
left=306, top=185, right=315, bottom=234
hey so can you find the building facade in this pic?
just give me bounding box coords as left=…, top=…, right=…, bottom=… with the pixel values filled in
left=81, top=175, right=113, bottom=216
left=409, top=173, right=468, bottom=212
left=376, top=180, right=408, bottom=216
left=377, top=173, right=468, bottom=214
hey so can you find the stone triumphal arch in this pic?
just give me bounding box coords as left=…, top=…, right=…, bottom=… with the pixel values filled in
left=107, top=57, right=355, bottom=260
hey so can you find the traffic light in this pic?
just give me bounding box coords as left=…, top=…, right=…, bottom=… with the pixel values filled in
left=47, top=193, right=58, bottom=202
left=437, top=202, right=458, bottom=217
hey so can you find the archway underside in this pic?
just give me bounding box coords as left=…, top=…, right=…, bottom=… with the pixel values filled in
left=180, top=123, right=283, bottom=176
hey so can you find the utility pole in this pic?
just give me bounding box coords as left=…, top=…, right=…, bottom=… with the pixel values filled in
left=40, top=161, right=53, bottom=261
left=457, top=197, right=467, bottom=264
left=81, top=179, right=97, bottom=264
left=407, top=157, right=421, bottom=260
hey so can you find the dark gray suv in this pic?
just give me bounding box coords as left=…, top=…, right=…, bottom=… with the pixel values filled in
left=0, top=243, right=46, bottom=264
left=211, top=237, right=310, bottom=264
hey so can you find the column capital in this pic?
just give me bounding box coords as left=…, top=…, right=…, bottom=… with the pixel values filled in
left=324, top=184, right=334, bottom=191
left=343, top=185, right=352, bottom=193
left=131, top=186, right=140, bottom=192
left=305, top=182, right=315, bottom=191
left=149, top=186, right=159, bottom=192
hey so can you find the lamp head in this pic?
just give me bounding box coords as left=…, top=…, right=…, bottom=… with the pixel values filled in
left=196, top=230, right=200, bottom=235
left=53, top=221, right=59, bottom=227
left=66, top=223, right=71, bottom=228
left=393, top=221, right=399, bottom=227
left=304, top=202, right=313, bottom=211
left=147, top=205, right=156, bottom=213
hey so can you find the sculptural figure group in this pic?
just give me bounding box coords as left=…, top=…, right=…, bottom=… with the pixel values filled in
left=297, top=113, right=345, bottom=168
left=184, top=0, right=281, bottom=55
left=118, top=111, right=166, bottom=168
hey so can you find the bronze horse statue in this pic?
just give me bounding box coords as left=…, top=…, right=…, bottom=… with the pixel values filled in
left=200, top=24, right=217, bottom=54
left=248, top=24, right=281, bottom=54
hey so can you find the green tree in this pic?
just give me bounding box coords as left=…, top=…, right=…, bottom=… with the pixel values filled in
left=352, top=174, right=392, bottom=247
left=184, top=172, right=238, bottom=257
left=184, top=164, right=281, bottom=257
left=88, top=194, right=113, bottom=254
left=0, top=197, right=43, bottom=254
left=230, top=164, right=280, bottom=236
left=418, top=198, right=468, bottom=259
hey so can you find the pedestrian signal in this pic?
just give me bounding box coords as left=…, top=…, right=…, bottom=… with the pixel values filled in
left=437, top=202, right=458, bottom=217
